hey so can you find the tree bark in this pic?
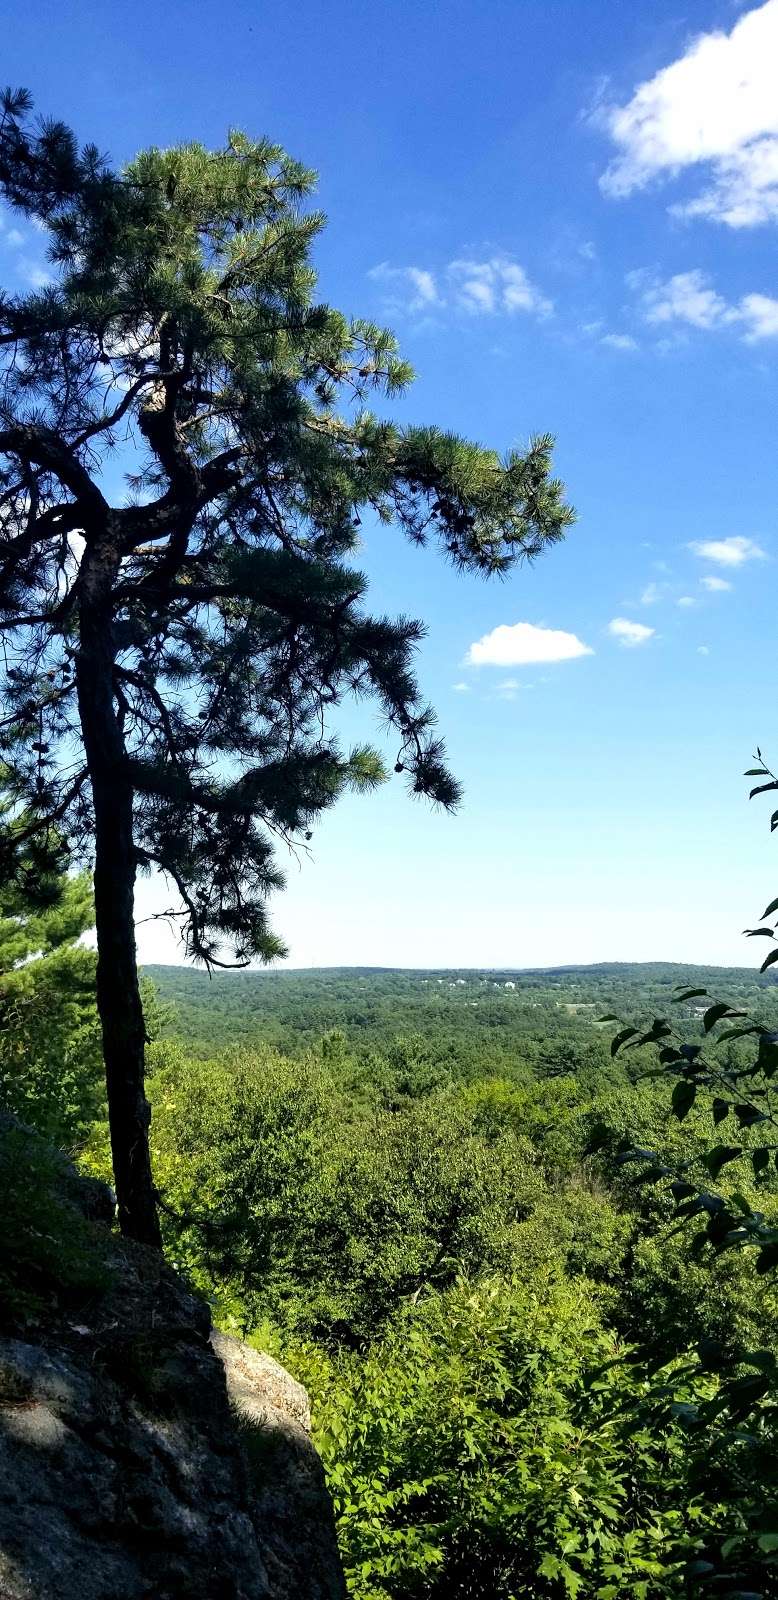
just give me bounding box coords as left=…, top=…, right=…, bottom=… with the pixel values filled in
left=76, top=529, right=161, bottom=1247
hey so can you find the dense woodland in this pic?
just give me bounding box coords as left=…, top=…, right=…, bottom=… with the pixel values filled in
left=7, top=929, right=778, bottom=1596
left=146, top=959, right=778, bottom=1058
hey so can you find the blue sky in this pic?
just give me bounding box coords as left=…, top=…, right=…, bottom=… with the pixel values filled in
left=4, top=0, right=778, bottom=968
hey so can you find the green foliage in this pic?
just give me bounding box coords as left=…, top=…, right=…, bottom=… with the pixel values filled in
left=0, top=808, right=171, bottom=1150
left=0, top=846, right=102, bottom=1146
left=149, top=1046, right=340, bottom=1326
left=0, top=1120, right=110, bottom=1327
left=0, top=860, right=93, bottom=972
left=296, top=1277, right=711, bottom=1599
left=584, top=758, right=778, bottom=1597
left=136, top=956, right=778, bottom=1597
left=7, top=857, right=778, bottom=1597
left=145, top=959, right=778, bottom=1066
left=0, top=940, right=103, bottom=1145
left=149, top=1043, right=635, bottom=1347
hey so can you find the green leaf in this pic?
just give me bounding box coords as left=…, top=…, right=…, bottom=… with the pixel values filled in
left=761, top=948, right=778, bottom=974
left=672, top=1080, right=697, bottom=1120
left=713, top=1097, right=730, bottom=1125
left=756, top=1243, right=778, bottom=1274
left=734, top=1103, right=768, bottom=1127
left=705, top=1145, right=743, bottom=1179
left=752, top=1148, right=771, bottom=1174
left=750, top=780, right=778, bottom=799
left=538, top=1554, right=561, bottom=1580
left=674, top=988, right=708, bottom=1002
left=628, top=1020, right=672, bottom=1048
left=726, top=1371, right=772, bottom=1407
left=670, top=1180, right=697, bottom=1201
left=761, top=897, right=778, bottom=920
left=758, top=1035, right=778, bottom=1077
left=610, top=1026, right=638, bottom=1057
left=615, top=1146, right=659, bottom=1166
left=741, top=1349, right=777, bottom=1374
left=704, top=1001, right=744, bottom=1032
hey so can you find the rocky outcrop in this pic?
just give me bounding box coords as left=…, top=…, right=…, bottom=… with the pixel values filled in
left=214, top=1334, right=344, bottom=1598
left=0, top=1123, right=344, bottom=1600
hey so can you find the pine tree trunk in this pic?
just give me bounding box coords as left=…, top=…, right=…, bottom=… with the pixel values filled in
left=76, top=532, right=161, bottom=1247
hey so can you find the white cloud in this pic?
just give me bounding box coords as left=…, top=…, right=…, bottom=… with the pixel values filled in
left=701, top=574, right=733, bottom=591
left=689, top=535, right=765, bottom=566
left=634, top=269, right=730, bottom=330
left=370, top=256, right=552, bottom=320
left=368, top=263, right=440, bottom=313
left=629, top=268, right=778, bottom=342
left=640, top=582, right=662, bottom=605
left=452, top=681, right=470, bottom=693
left=455, top=270, right=494, bottom=313
left=698, top=645, right=710, bottom=656
left=466, top=621, right=593, bottom=666
left=599, top=1, right=778, bottom=227
left=738, top=292, right=778, bottom=339
left=677, top=596, right=696, bottom=607
left=601, top=331, right=638, bottom=351
left=608, top=617, right=655, bottom=647
left=447, top=257, right=553, bottom=317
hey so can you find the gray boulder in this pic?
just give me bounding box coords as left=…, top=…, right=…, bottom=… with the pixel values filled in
left=0, top=1128, right=344, bottom=1600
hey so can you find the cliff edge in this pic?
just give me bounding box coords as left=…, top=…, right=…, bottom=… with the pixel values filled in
left=0, top=1117, right=344, bottom=1600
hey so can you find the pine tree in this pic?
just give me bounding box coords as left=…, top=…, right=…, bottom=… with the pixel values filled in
left=0, top=91, right=574, bottom=1243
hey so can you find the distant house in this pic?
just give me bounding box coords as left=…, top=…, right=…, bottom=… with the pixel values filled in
left=504, top=981, right=516, bottom=990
